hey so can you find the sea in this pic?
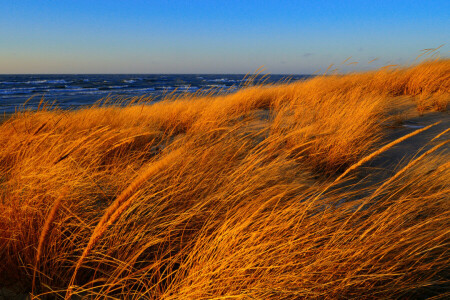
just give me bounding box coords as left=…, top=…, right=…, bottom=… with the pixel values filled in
left=0, top=74, right=310, bottom=114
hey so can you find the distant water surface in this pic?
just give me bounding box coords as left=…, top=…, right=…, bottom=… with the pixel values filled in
left=0, top=74, right=310, bottom=114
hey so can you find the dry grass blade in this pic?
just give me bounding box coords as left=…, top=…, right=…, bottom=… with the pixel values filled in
left=371, top=137, right=449, bottom=199
left=66, top=147, right=184, bottom=299
left=431, top=127, right=450, bottom=141
left=334, top=121, right=440, bottom=183
left=32, top=188, right=67, bottom=296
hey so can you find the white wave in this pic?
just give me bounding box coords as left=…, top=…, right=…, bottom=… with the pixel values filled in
left=24, top=79, right=68, bottom=84
left=26, top=80, right=47, bottom=84
left=208, top=78, right=229, bottom=82
left=47, top=80, right=68, bottom=84
left=49, top=87, right=99, bottom=92
left=108, top=85, right=128, bottom=89
left=0, top=87, right=35, bottom=95
left=130, top=88, right=156, bottom=92
left=64, top=90, right=104, bottom=95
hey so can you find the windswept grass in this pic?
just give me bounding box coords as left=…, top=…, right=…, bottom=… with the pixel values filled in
left=0, top=59, right=449, bottom=299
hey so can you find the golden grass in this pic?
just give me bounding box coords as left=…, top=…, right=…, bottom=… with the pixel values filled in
left=0, top=59, right=449, bottom=299
left=32, top=188, right=67, bottom=295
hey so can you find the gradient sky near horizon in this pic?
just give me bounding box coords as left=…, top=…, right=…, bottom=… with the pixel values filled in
left=0, top=0, right=449, bottom=74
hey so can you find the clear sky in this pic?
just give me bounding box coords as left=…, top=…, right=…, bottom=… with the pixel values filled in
left=0, top=0, right=448, bottom=74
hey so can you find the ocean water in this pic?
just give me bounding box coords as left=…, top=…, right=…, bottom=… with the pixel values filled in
left=0, top=74, right=309, bottom=113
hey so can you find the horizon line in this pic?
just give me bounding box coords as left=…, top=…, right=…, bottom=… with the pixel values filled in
left=0, top=72, right=313, bottom=76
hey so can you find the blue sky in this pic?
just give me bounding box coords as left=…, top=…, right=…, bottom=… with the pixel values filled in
left=0, top=0, right=448, bottom=74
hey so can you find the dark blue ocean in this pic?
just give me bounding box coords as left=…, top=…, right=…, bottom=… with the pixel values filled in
left=0, top=74, right=309, bottom=113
